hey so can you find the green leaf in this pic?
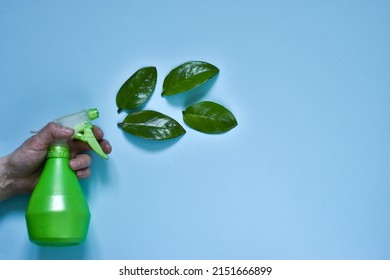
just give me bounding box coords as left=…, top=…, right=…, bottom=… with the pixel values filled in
left=116, top=67, right=157, bottom=112
left=162, top=61, right=219, bottom=96
left=183, top=101, right=238, bottom=134
left=118, top=110, right=186, bottom=140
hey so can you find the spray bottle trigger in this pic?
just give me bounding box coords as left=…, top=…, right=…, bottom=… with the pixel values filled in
left=74, top=124, right=108, bottom=160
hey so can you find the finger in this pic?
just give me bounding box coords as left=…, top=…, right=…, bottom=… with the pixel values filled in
left=76, top=168, right=91, bottom=179
left=33, top=122, right=74, bottom=150
left=69, top=140, right=92, bottom=154
left=69, top=154, right=92, bottom=171
left=69, top=139, right=112, bottom=157
left=92, top=125, right=104, bottom=140
left=100, top=139, right=112, bottom=154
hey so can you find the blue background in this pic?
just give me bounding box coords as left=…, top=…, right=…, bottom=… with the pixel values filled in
left=0, top=0, right=389, bottom=260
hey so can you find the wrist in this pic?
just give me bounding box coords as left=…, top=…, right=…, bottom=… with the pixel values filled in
left=0, top=156, right=17, bottom=201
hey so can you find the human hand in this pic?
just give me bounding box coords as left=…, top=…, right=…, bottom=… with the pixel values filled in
left=0, top=122, right=112, bottom=200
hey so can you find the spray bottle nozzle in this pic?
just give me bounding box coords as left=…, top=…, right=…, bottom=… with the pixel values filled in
left=53, top=108, right=108, bottom=160
left=86, top=108, right=99, bottom=121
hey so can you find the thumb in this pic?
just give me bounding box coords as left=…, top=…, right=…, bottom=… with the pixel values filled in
left=33, top=122, right=74, bottom=150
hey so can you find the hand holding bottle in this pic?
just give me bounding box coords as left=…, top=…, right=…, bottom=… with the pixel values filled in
left=0, top=121, right=112, bottom=201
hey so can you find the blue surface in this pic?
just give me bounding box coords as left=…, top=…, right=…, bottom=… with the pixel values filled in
left=0, top=0, right=389, bottom=259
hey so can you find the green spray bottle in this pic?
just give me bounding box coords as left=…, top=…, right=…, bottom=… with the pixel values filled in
left=25, top=108, right=108, bottom=246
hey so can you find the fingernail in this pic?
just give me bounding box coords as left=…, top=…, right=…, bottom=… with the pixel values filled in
left=69, top=159, right=79, bottom=169
left=61, top=126, right=74, bottom=135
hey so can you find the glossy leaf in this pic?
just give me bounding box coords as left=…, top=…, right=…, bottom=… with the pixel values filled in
left=116, top=67, right=157, bottom=112
left=118, top=110, right=186, bottom=140
left=183, top=101, right=237, bottom=134
left=162, top=61, right=219, bottom=96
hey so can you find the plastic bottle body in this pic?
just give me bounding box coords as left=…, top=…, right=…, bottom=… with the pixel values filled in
left=25, top=145, right=90, bottom=246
